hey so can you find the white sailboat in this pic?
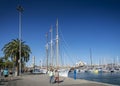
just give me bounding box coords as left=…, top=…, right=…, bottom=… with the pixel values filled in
left=47, top=19, right=69, bottom=77
left=56, top=19, right=69, bottom=77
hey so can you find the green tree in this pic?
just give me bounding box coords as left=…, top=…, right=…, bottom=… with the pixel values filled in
left=4, top=60, right=14, bottom=69
left=2, top=39, right=31, bottom=76
left=0, top=57, right=5, bottom=68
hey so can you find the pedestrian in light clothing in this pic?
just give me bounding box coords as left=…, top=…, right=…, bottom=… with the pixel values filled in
left=48, top=69, right=54, bottom=83
left=0, top=69, right=3, bottom=76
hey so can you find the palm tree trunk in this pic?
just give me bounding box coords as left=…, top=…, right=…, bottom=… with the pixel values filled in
left=15, top=56, right=19, bottom=76
left=16, top=62, right=19, bottom=76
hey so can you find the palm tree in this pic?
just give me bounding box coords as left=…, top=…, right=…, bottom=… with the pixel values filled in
left=2, top=39, right=31, bottom=76
left=0, top=57, right=5, bottom=68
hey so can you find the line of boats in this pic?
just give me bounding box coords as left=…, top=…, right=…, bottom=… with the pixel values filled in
left=30, top=67, right=70, bottom=78
left=69, top=66, right=120, bottom=74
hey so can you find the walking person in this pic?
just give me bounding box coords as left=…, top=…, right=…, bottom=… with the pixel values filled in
left=74, top=69, right=76, bottom=80
left=1, top=68, right=3, bottom=77
left=54, top=69, right=59, bottom=83
left=9, top=70, right=13, bottom=80
left=48, top=68, right=54, bottom=84
left=3, top=68, right=9, bottom=81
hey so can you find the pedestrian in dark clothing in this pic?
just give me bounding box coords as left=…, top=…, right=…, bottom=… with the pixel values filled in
left=3, top=68, right=9, bottom=81
left=74, top=69, right=76, bottom=80
left=54, top=69, right=59, bottom=83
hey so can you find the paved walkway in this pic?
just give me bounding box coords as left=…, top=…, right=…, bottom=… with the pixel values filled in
left=0, top=74, right=118, bottom=86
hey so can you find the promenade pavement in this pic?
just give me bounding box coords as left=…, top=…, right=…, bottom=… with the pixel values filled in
left=0, top=74, right=118, bottom=86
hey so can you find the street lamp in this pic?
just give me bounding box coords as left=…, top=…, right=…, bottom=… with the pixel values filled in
left=17, top=5, right=24, bottom=76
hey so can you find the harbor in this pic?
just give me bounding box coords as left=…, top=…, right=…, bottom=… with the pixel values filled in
left=69, top=71, right=120, bottom=85
left=0, top=0, right=120, bottom=86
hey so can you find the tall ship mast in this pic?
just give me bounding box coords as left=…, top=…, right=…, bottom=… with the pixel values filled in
left=90, top=48, right=92, bottom=67
left=50, top=26, right=53, bottom=66
left=45, top=33, right=48, bottom=71
left=56, top=19, right=59, bottom=67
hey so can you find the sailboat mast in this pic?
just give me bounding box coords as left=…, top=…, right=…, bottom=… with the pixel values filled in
left=90, top=48, right=92, bottom=67
left=50, top=26, right=53, bottom=66
left=32, top=56, right=35, bottom=71
left=56, top=19, right=59, bottom=67
left=45, top=33, right=48, bottom=71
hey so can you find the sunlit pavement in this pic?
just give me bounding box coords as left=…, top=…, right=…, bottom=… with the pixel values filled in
left=0, top=73, right=118, bottom=86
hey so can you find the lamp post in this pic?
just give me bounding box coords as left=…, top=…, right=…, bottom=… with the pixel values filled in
left=17, top=5, right=24, bottom=76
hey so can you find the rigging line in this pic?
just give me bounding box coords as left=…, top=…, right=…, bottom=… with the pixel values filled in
left=75, top=56, right=81, bottom=62
left=59, top=41, right=64, bottom=66
left=59, top=39, right=66, bottom=66
left=61, top=43, right=75, bottom=66
left=58, top=37, right=65, bottom=66
left=58, top=38, right=75, bottom=66
left=59, top=28, right=75, bottom=64
left=59, top=27, right=71, bottom=51
left=41, top=53, right=46, bottom=65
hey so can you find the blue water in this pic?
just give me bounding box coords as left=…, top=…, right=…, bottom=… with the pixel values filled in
left=68, top=72, right=120, bottom=85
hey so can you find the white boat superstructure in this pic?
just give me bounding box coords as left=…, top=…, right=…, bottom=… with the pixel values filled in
left=58, top=69, right=69, bottom=77
left=40, top=68, right=47, bottom=74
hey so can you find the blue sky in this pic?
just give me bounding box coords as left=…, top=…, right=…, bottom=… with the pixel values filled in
left=0, top=0, right=120, bottom=66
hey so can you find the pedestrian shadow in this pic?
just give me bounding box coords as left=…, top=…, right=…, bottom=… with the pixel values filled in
left=0, top=83, right=5, bottom=85
left=57, top=80, right=64, bottom=83
left=53, top=79, right=64, bottom=84
left=0, top=78, right=8, bottom=82
left=0, top=78, right=22, bottom=82
left=59, top=84, right=81, bottom=86
left=9, top=78, right=22, bottom=81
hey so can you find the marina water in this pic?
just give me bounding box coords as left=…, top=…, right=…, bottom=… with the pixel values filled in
left=68, top=72, right=120, bottom=85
